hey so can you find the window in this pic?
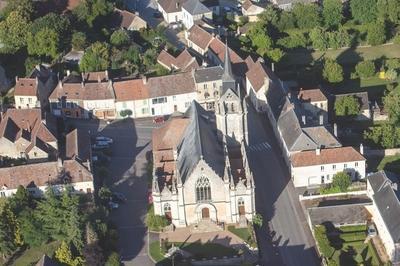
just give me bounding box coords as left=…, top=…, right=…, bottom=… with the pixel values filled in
left=196, top=176, right=211, bottom=202
left=213, top=82, right=216, bottom=89
left=344, top=164, right=347, bottom=169
left=142, top=108, right=149, bottom=114
left=20, top=98, right=24, bottom=103
left=164, top=203, right=171, bottom=212
left=173, top=96, right=176, bottom=101
left=28, top=98, right=32, bottom=104
left=321, top=176, right=325, bottom=184
left=355, top=162, right=358, bottom=167
left=185, top=102, right=190, bottom=108
left=327, top=174, right=330, bottom=181
left=204, top=84, right=207, bottom=89
left=238, top=198, right=244, bottom=206
left=321, top=166, right=324, bottom=171
left=0, top=191, right=5, bottom=197
left=143, top=99, right=148, bottom=105
left=152, top=97, right=167, bottom=104
left=332, top=165, right=336, bottom=170
left=122, top=102, right=127, bottom=108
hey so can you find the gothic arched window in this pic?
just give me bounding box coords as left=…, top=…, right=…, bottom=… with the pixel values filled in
left=164, top=203, right=171, bottom=212
left=196, top=176, right=211, bottom=202
left=238, top=198, right=245, bottom=206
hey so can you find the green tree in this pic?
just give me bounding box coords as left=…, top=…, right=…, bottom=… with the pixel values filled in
left=350, top=0, right=377, bottom=23
left=9, top=185, right=30, bottom=214
left=19, top=209, right=49, bottom=247
left=323, top=59, right=344, bottom=83
left=73, top=0, right=113, bottom=27
left=323, top=0, right=343, bottom=28
left=27, top=28, right=60, bottom=59
left=0, top=10, right=30, bottom=53
left=377, top=0, right=400, bottom=23
left=385, top=58, right=400, bottom=71
left=110, top=29, right=130, bottom=47
left=276, top=11, right=296, bottom=31
left=310, top=27, right=329, bottom=50
left=267, top=48, right=285, bottom=63
left=80, top=42, right=110, bottom=72
left=1, top=0, right=34, bottom=19
left=105, top=252, right=121, bottom=266
left=355, top=60, right=376, bottom=78
left=327, top=27, right=351, bottom=49
left=55, top=241, right=74, bottom=265
left=364, top=123, right=400, bottom=148
left=367, top=22, right=386, bottom=46
left=292, top=3, right=321, bottom=29
left=146, top=205, right=169, bottom=231
left=24, top=56, right=41, bottom=76
left=314, top=225, right=335, bottom=258
left=0, top=203, right=21, bottom=259
left=247, top=21, right=272, bottom=57
left=253, top=213, right=263, bottom=228
left=385, top=68, right=398, bottom=81
left=335, top=95, right=361, bottom=116
left=143, top=48, right=158, bottom=70
left=384, top=89, right=400, bottom=125
left=332, top=172, right=352, bottom=192
left=98, top=186, right=112, bottom=202
left=277, top=32, right=308, bottom=49
left=120, top=109, right=133, bottom=118
left=71, top=32, right=87, bottom=51
left=30, top=13, right=70, bottom=37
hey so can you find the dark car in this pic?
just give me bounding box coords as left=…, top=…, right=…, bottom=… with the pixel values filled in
left=112, top=192, right=127, bottom=203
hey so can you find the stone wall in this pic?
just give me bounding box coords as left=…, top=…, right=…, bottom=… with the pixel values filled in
left=364, top=148, right=400, bottom=157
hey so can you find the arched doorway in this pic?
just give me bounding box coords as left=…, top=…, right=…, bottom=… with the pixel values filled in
left=238, top=198, right=245, bottom=216
left=164, top=203, right=172, bottom=221
left=201, top=207, right=210, bottom=219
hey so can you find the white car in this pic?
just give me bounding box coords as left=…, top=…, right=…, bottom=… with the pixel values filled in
left=95, top=136, right=113, bottom=144
left=108, top=201, right=119, bottom=209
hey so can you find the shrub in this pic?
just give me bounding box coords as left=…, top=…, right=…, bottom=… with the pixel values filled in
left=323, top=59, right=344, bottom=83
left=332, top=172, right=352, bottom=192
left=314, top=226, right=335, bottom=258
left=355, top=61, right=375, bottom=78
left=277, top=32, right=308, bottom=49
left=105, top=252, right=121, bottom=266
left=146, top=205, right=169, bottom=231
left=367, top=22, right=386, bottom=46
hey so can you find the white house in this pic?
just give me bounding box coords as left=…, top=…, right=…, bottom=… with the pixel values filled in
left=157, top=0, right=185, bottom=24
left=186, top=24, right=213, bottom=56
left=367, top=171, right=400, bottom=264
left=0, top=159, right=94, bottom=198
left=242, top=0, right=267, bottom=22
left=290, top=146, right=366, bottom=187
left=181, top=0, right=212, bottom=29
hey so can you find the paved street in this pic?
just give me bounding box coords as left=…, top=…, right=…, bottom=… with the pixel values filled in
left=245, top=101, right=320, bottom=266
left=67, top=118, right=157, bottom=266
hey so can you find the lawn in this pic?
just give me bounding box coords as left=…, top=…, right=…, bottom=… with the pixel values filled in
left=175, top=242, right=238, bottom=259
left=315, top=224, right=381, bottom=266
left=13, top=241, right=59, bottom=266
left=377, top=155, right=400, bottom=175
left=149, top=241, right=166, bottom=263
left=228, top=225, right=257, bottom=248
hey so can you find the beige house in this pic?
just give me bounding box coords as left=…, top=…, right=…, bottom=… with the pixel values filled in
left=157, top=0, right=185, bottom=23
left=181, top=0, right=212, bottom=29
left=114, top=8, right=147, bottom=31
left=186, top=24, right=213, bottom=55
left=0, top=159, right=94, bottom=198
left=193, top=66, right=223, bottom=110
left=157, top=49, right=199, bottom=72
left=242, top=0, right=267, bottom=22
left=0, top=109, right=58, bottom=162
left=298, top=88, right=329, bottom=124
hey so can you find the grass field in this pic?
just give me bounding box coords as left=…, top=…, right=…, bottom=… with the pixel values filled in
left=13, top=241, right=59, bottom=266
left=149, top=241, right=166, bottom=263
left=281, top=44, right=400, bottom=67
left=377, top=155, right=400, bottom=175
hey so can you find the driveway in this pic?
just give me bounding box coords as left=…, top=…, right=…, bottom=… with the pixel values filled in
left=67, top=118, right=157, bottom=266
left=245, top=102, right=320, bottom=266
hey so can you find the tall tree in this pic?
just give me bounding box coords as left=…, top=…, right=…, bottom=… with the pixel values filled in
left=332, top=172, right=352, bottom=192
left=0, top=10, right=30, bottom=53
left=323, top=0, right=343, bottom=28
left=367, top=21, right=386, bottom=46
left=323, top=59, right=344, bottom=83
left=384, top=89, right=400, bottom=125
left=83, top=223, right=104, bottom=266
left=80, top=42, right=110, bottom=72
left=27, top=28, right=60, bottom=59
left=73, top=0, right=113, bottom=28
left=247, top=21, right=272, bottom=57
left=310, top=27, right=329, bottom=50
left=335, top=95, right=361, bottom=116
left=292, top=3, right=321, bottom=29
left=377, top=0, right=400, bottom=23
left=350, top=0, right=377, bottom=23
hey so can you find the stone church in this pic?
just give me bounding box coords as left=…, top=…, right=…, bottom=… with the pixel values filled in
left=151, top=46, right=255, bottom=228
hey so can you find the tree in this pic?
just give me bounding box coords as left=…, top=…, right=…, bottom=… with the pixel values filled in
left=0, top=203, right=21, bottom=259
left=323, top=59, right=344, bottom=83
left=105, top=252, right=121, bottom=266
left=253, top=213, right=263, bottom=228
left=30, top=13, right=70, bottom=37
left=331, top=172, right=352, bottom=192
left=61, top=190, right=84, bottom=252
left=377, top=0, right=400, bottom=23
left=146, top=205, right=169, bottom=231
left=143, top=48, right=158, bottom=70
left=364, top=123, right=400, bottom=148
left=27, top=28, right=60, bottom=59
left=385, top=69, right=398, bottom=81
left=9, top=185, right=30, bottom=214
left=384, top=90, right=400, bottom=125
left=98, top=186, right=112, bottom=203
left=110, top=29, right=130, bottom=47
left=276, top=11, right=296, bottom=31
left=327, top=27, right=351, bottom=49
left=80, top=42, right=110, bottom=72
left=1, top=0, right=34, bottom=19
left=0, top=10, right=30, bottom=53
left=73, top=0, right=113, bottom=28
left=335, top=95, right=361, bottom=116
left=355, top=61, right=376, bottom=78
left=71, top=32, right=87, bottom=51
left=292, top=3, right=321, bottom=29
left=267, top=48, right=284, bottom=63
left=55, top=241, right=74, bottom=265
left=323, top=0, right=343, bottom=28
left=310, top=27, right=329, bottom=51
left=19, top=209, right=49, bottom=247
left=385, top=58, right=400, bottom=71
left=120, top=109, right=133, bottom=118
left=277, top=32, right=308, bottom=49
left=247, top=21, right=272, bottom=57
left=367, top=22, right=386, bottom=46
left=350, top=0, right=377, bottom=23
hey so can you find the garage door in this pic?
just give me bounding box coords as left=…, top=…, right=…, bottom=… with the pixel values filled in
left=308, top=176, right=320, bottom=186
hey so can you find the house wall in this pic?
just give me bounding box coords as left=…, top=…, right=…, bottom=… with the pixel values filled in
left=246, top=77, right=269, bottom=113
left=128, top=17, right=147, bottom=31
left=149, top=92, right=196, bottom=116
left=15, top=95, right=39, bottom=109
left=157, top=3, right=182, bottom=24
left=291, top=160, right=366, bottom=188
left=182, top=9, right=212, bottom=29
left=115, top=99, right=150, bottom=118
left=195, top=79, right=222, bottom=110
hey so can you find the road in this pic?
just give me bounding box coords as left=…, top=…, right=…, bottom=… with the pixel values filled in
left=245, top=102, right=321, bottom=266
left=68, top=118, right=157, bottom=266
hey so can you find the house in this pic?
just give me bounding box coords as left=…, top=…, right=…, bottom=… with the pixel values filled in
left=49, top=77, right=116, bottom=120
left=113, top=78, right=150, bottom=118
left=291, top=146, right=366, bottom=187
left=114, top=8, right=147, bottom=31
left=334, top=92, right=371, bottom=120
left=65, top=128, right=92, bottom=169
left=0, top=159, right=94, bottom=198
left=193, top=65, right=224, bottom=110
left=186, top=24, right=214, bottom=55
left=181, top=0, right=212, bottom=29
left=367, top=171, right=400, bottom=264
left=152, top=54, right=255, bottom=227
left=157, top=0, right=185, bottom=24
left=297, top=88, right=329, bottom=123
left=242, top=0, right=267, bottom=22
left=157, top=49, right=199, bottom=72
left=271, top=0, right=317, bottom=10
left=0, top=109, right=58, bottom=162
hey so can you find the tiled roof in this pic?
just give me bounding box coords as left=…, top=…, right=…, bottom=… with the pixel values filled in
left=242, top=0, right=252, bottom=10
left=246, top=61, right=275, bottom=92
left=152, top=116, right=190, bottom=151
left=14, top=77, right=38, bottom=96
left=182, top=0, right=210, bottom=15
left=158, top=0, right=185, bottom=13
left=49, top=81, right=115, bottom=101
left=0, top=159, right=93, bottom=190
left=82, top=71, right=109, bottom=82
left=187, top=24, right=213, bottom=50
left=209, top=38, right=243, bottom=64
left=157, top=49, right=199, bottom=71
left=291, top=146, right=365, bottom=167
left=65, top=128, right=91, bottom=163
left=147, top=71, right=196, bottom=98
left=298, top=88, right=327, bottom=102
left=113, top=79, right=149, bottom=101
left=194, top=66, right=223, bottom=83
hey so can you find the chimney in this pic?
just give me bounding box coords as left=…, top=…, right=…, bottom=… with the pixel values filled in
left=360, top=143, right=364, bottom=155
left=142, top=75, right=147, bottom=84
left=57, top=157, right=63, bottom=169
left=271, top=62, right=275, bottom=72
left=105, top=70, right=109, bottom=81
left=15, top=76, right=18, bottom=82
left=35, top=76, right=39, bottom=85
left=319, top=114, right=323, bottom=125
left=334, top=123, right=338, bottom=137
left=173, top=149, right=178, bottom=160
left=392, top=182, right=398, bottom=191
left=66, top=70, right=70, bottom=76
left=301, top=115, right=306, bottom=125
left=58, top=80, right=63, bottom=88
left=81, top=81, right=85, bottom=88
left=316, top=148, right=321, bottom=155
left=176, top=2, right=179, bottom=8
left=97, top=75, right=101, bottom=83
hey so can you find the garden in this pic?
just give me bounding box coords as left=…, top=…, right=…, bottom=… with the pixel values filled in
left=314, top=224, right=381, bottom=266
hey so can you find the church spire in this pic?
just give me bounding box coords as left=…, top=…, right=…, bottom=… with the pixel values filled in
left=221, top=39, right=236, bottom=93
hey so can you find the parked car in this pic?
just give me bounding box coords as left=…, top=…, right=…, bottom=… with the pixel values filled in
left=95, top=140, right=111, bottom=146
left=92, top=143, right=110, bottom=150
left=108, top=201, right=119, bottom=210
left=368, top=224, right=377, bottom=237
left=112, top=192, right=127, bottom=203
left=169, top=22, right=181, bottom=30
left=95, top=136, right=113, bottom=144
left=153, top=116, right=165, bottom=124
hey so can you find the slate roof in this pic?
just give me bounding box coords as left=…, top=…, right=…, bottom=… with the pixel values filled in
left=194, top=66, right=224, bottom=83
left=176, top=101, right=225, bottom=183
left=303, top=127, right=341, bottom=149
left=335, top=92, right=370, bottom=111
left=309, top=203, right=370, bottom=226
left=183, top=0, right=210, bottom=15
left=368, top=171, right=400, bottom=243
left=291, top=146, right=365, bottom=167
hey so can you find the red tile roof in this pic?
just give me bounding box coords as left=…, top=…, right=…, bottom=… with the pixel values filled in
left=246, top=61, right=275, bottom=92
left=298, top=88, right=327, bottom=102
left=147, top=71, right=196, bottom=98
left=14, top=78, right=38, bottom=96
left=157, top=49, right=199, bottom=71
left=49, top=81, right=115, bottom=101
left=209, top=38, right=243, bottom=64
left=113, top=79, right=149, bottom=101
left=187, top=25, right=213, bottom=50
left=291, top=147, right=365, bottom=167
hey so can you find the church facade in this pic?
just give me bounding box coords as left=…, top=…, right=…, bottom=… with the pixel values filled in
left=151, top=46, right=256, bottom=228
